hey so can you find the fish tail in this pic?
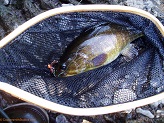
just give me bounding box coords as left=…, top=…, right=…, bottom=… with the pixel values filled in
left=130, top=32, right=143, bottom=42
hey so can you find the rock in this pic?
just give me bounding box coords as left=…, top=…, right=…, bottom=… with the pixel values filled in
left=83, top=0, right=119, bottom=4
left=136, top=108, right=154, bottom=118
left=119, top=0, right=164, bottom=18
left=156, top=117, right=164, bottom=123
left=104, top=115, right=115, bottom=122
left=23, top=0, right=44, bottom=20
left=0, top=0, right=61, bottom=35
left=37, top=0, right=61, bottom=10
left=0, top=5, right=25, bottom=32
left=124, top=109, right=133, bottom=114
left=82, top=119, right=92, bottom=123
left=0, top=25, right=6, bottom=40
left=56, top=114, right=69, bottom=123
left=3, top=0, right=10, bottom=5
left=150, top=99, right=164, bottom=108
left=104, top=113, right=127, bottom=123
left=62, top=4, right=74, bottom=7
left=156, top=110, right=164, bottom=118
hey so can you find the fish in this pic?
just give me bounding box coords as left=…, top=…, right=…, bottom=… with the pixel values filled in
left=48, top=23, right=143, bottom=77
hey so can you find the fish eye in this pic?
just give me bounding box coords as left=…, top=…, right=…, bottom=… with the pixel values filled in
left=60, top=64, right=66, bottom=70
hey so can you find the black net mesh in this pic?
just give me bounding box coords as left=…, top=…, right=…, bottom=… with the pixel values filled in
left=0, top=11, right=163, bottom=108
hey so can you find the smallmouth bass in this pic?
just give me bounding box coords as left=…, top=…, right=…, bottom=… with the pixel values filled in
left=48, top=23, right=143, bottom=77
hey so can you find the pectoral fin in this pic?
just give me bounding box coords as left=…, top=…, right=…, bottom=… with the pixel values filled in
left=91, top=53, right=108, bottom=67
left=121, top=43, right=138, bottom=61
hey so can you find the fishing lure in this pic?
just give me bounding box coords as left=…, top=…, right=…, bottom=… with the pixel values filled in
left=48, top=23, right=143, bottom=77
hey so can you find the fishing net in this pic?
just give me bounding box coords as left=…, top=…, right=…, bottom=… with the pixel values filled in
left=0, top=11, right=163, bottom=108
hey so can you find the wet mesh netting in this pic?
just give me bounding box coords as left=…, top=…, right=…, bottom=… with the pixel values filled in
left=0, top=12, right=163, bottom=108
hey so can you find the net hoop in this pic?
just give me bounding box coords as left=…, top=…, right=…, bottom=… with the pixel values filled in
left=0, top=5, right=164, bottom=116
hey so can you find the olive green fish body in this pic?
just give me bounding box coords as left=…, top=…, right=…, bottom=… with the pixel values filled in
left=53, top=24, right=143, bottom=77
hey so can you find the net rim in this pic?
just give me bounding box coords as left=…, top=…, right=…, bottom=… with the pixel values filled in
left=0, top=5, right=163, bottom=115
left=0, top=5, right=164, bottom=48
left=0, top=82, right=163, bottom=116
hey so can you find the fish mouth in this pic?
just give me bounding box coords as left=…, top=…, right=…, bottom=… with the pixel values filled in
left=55, top=69, right=67, bottom=77
left=48, top=64, right=65, bottom=77
left=48, top=60, right=62, bottom=77
left=51, top=65, right=67, bottom=77
left=48, top=64, right=55, bottom=74
left=48, top=60, right=70, bottom=77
